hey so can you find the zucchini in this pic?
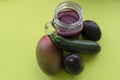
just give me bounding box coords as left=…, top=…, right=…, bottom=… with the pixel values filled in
left=48, top=33, right=101, bottom=54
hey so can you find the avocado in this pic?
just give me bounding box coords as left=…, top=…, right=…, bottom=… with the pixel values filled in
left=82, top=20, right=101, bottom=41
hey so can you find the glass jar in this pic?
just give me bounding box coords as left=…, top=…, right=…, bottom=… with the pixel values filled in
left=46, top=1, right=83, bottom=38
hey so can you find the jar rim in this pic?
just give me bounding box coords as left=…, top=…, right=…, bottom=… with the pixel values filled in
left=54, top=1, right=83, bottom=29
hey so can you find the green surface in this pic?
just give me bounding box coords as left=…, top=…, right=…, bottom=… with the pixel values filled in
left=0, top=0, right=120, bottom=80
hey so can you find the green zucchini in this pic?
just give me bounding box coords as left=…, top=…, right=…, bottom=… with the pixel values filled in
left=48, top=33, right=101, bottom=54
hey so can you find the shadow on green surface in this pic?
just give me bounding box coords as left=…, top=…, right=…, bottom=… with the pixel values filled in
left=35, top=63, right=83, bottom=80
left=35, top=55, right=99, bottom=80
left=80, top=53, right=99, bottom=63
left=47, top=54, right=99, bottom=80
left=48, top=69, right=82, bottom=80
left=35, top=70, right=80, bottom=80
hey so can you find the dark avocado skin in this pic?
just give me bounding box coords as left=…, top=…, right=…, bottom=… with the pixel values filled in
left=82, top=20, right=101, bottom=41
left=63, top=54, right=84, bottom=75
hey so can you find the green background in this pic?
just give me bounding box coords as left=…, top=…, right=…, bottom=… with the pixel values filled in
left=0, top=0, right=120, bottom=80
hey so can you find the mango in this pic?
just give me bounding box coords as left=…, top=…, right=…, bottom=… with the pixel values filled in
left=36, top=35, right=62, bottom=75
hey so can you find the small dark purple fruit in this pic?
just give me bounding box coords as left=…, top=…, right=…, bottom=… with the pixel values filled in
left=36, top=35, right=62, bottom=75
left=63, top=54, right=84, bottom=75
left=81, top=20, right=101, bottom=41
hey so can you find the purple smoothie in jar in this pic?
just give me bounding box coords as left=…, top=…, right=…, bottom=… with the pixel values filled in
left=58, top=9, right=79, bottom=24
left=52, top=1, right=83, bottom=38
